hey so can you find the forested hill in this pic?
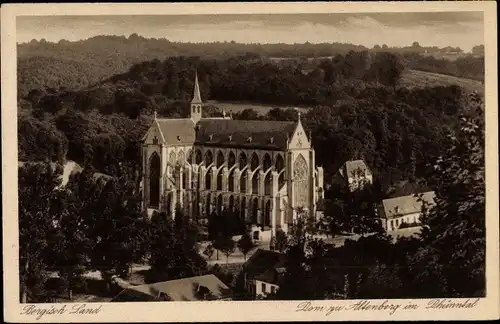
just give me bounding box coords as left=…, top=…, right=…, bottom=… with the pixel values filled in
left=17, top=35, right=365, bottom=97
left=17, top=35, right=484, bottom=97
left=19, top=53, right=483, bottom=192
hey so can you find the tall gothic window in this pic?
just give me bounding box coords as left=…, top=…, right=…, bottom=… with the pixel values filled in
left=264, top=172, right=272, bottom=195
left=169, top=151, right=176, bottom=165
left=205, top=150, right=213, bottom=166
left=265, top=200, right=271, bottom=226
left=293, top=154, right=309, bottom=208
left=228, top=170, right=235, bottom=192
left=252, top=172, right=259, bottom=194
left=149, top=152, right=161, bottom=208
left=239, top=152, right=247, bottom=169
left=263, top=154, right=272, bottom=171
left=217, top=168, right=223, bottom=190
left=195, top=149, right=203, bottom=164
left=216, top=150, right=224, bottom=168
left=240, top=170, right=247, bottom=193
left=275, top=155, right=284, bottom=172
left=252, top=198, right=259, bottom=224
left=205, top=169, right=212, bottom=190
left=251, top=153, right=259, bottom=171
left=228, top=152, right=236, bottom=168
left=182, top=169, right=187, bottom=189
left=178, top=150, right=185, bottom=165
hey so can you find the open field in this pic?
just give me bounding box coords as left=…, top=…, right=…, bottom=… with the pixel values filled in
left=206, top=100, right=308, bottom=116
left=401, top=69, right=484, bottom=93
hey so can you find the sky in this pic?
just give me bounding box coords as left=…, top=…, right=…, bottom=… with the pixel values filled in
left=17, top=12, right=484, bottom=51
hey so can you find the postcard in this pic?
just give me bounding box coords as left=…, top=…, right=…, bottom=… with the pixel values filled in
left=2, top=1, right=499, bottom=322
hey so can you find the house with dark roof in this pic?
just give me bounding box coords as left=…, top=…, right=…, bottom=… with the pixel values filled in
left=376, top=191, right=436, bottom=231
left=141, top=72, right=324, bottom=238
left=333, top=160, right=373, bottom=192
left=243, top=249, right=286, bottom=298
left=111, top=274, right=232, bottom=302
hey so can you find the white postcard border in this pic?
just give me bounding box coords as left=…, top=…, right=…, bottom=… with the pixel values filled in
left=2, top=2, right=499, bottom=322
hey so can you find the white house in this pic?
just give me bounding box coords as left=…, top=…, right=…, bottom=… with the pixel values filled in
left=377, top=191, right=436, bottom=232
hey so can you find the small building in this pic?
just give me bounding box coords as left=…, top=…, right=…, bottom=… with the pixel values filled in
left=254, top=267, right=286, bottom=298
left=377, top=191, right=436, bottom=232
left=243, top=249, right=286, bottom=298
left=333, top=160, right=373, bottom=192
left=111, top=274, right=232, bottom=302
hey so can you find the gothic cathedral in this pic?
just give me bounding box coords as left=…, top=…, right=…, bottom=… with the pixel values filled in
left=141, top=72, right=324, bottom=236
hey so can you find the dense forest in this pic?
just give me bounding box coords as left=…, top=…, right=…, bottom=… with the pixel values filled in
left=19, top=52, right=481, bottom=191
left=18, top=35, right=484, bottom=96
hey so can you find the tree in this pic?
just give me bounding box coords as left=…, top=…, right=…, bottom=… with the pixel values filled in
left=273, top=209, right=325, bottom=300
left=208, top=210, right=238, bottom=260
left=237, top=233, right=255, bottom=261
left=217, top=236, right=236, bottom=264
left=19, top=162, right=64, bottom=302
left=18, top=115, right=68, bottom=163
left=275, top=244, right=311, bottom=300
left=410, top=93, right=485, bottom=297
left=287, top=208, right=317, bottom=249
left=203, top=244, right=215, bottom=261
left=273, top=229, right=288, bottom=253
left=356, top=262, right=404, bottom=299
left=319, top=199, right=345, bottom=236
left=63, top=167, right=150, bottom=286
left=46, top=187, right=91, bottom=300
left=147, top=212, right=207, bottom=283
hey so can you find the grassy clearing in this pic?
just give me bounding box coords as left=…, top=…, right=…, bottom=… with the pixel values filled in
left=206, top=100, right=307, bottom=116
left=401, top=69, right=484, bottom=94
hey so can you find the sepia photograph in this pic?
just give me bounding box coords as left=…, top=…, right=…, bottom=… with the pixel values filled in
left=2, top=2, right=498, bottom=322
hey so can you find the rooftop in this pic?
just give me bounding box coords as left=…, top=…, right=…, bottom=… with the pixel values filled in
left=154, top=118, right=196, bottom=145
left=195, top=119, right=297, bottom=150
left=244, top=249, right=286, bottom=280
left=111, top=274, right=232, bottom=302
left=380, top=191, right=436, bottom=219
left=339, top=160, right=372, bottom=178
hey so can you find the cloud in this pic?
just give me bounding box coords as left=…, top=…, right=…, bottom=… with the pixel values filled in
left=16, top=13, right=484, bottom=51
left=339, top=16, right=386, bottom=29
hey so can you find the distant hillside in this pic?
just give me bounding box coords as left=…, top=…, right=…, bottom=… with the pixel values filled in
left=401, top=69, right=484, bottom=94
left=17, top=35, right=366, bottom=96
left=17, top=35, right=484, bottom=97
left=18, top=56, right=105, bottom=97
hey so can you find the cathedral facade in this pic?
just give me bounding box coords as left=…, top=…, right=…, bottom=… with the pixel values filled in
left=141, top=73, right=324, bottom=235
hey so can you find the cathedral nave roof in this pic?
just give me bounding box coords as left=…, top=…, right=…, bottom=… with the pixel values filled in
left=194, top=119, right=297, bottom=150
left=154, top=118, right=196, bottom=145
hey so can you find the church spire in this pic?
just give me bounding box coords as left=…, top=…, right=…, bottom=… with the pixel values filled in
left=190, top=70, right=202, bottom=123
left=192, top=70, right=202, bottom=104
